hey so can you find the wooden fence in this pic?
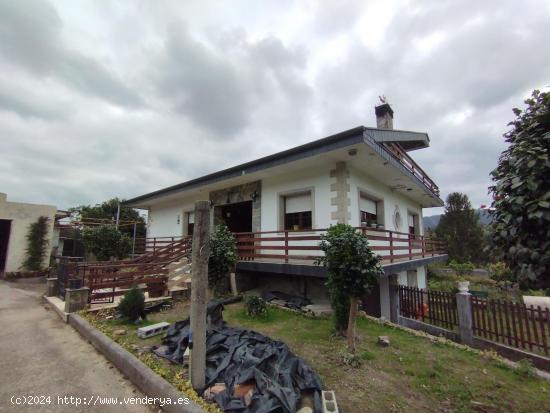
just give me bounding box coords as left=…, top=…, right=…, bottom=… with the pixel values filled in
left=398, top=286, right=550, bottom=357
left=235, top=227, right=445, bottom=264
left=398, top=285, right=458, bottom=329
left=472, top=297, right=550, bottom=356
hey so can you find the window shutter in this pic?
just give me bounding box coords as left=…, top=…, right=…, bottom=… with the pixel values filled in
left=359, top=197, right=377, bottom=215
left=285, top=193, right=312, bottom=213
left=408, top=213, right=415, bottom=227
left=188, top=212, right=195, bottom=224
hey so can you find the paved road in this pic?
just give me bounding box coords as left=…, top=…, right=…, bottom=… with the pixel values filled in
left=0, top=280, right=152, bottom=412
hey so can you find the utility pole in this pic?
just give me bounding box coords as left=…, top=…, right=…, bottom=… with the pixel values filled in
left=115, top=202, right=121, bottom=229
left=189, top=200, right=210, bottom=391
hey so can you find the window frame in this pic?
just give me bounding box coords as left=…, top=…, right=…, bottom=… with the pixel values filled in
left=278, top=188, right=315, bottom=231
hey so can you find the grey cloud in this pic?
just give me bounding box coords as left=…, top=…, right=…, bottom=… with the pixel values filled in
left=0, top=0, right=143, bottom=108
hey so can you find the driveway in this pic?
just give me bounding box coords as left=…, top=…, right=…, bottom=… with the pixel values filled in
left=0, top=280, right=152, bottom=412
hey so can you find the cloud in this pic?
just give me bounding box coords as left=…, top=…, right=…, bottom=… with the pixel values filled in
left=0, top=0, right=549, bottom=215
left=0, top=0, right=143, bottom=108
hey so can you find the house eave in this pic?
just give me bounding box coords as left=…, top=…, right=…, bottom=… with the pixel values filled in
left=123, top=126, right=442, bottom=208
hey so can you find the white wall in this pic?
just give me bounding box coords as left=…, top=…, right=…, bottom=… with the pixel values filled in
left=349, top=166, right=424, bottom=234
left=0, top=193, right=56, bottom=272
left=260, top=164, right=335, bottom=231
left=147, top=199, right=196, bottom=238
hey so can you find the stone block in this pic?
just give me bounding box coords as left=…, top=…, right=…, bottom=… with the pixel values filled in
left=46, top=277, right=58, bottom=297
left=64, top=287, right=89, bottom=313
left=137, top=321, right=170, bottom=339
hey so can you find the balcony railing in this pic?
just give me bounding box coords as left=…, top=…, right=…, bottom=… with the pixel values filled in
left=383, top=142, right=440, bottom=196
left=234, top=227, right=445, bottom=265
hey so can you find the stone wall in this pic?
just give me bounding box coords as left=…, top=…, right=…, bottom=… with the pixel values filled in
left=209, top=181, right=261, bottom=232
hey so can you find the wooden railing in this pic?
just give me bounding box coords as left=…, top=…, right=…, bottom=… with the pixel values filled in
left=133, top=236, right=184, bottom=255
left=234, top=227, right=445, bottom=264
left=472, top=296, right=550, bottom=356
left=383, top=142, right=440, bottom=196
left=398, top=285, right=458, bottom=329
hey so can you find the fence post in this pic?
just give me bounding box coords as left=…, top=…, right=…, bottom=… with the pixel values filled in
left=389, top=231, right=394, bottom=263
left=456, top=282, right=473, bottom=346
left=189, top=200, right=211, bottom=392
left=284, top=230, right=289, bottom=263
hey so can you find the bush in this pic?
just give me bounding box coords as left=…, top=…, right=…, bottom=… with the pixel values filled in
left=208, top=225, right=238, bottom=294
left=317, top=224, right=383, bottom=341
left=117, top=285, right=145, bottom=322
left=81, top=225, right=132, bottom=261
left=244, top=295, right=267, bottom=317
left=23, top=216, right=50, bottom=270
left=448, top=260, right=475, bottom=278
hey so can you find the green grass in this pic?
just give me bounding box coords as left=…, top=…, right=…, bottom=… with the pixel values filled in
left=86, top=301, right=550, bottom=413
left=223, top=304, right=550, bottom=413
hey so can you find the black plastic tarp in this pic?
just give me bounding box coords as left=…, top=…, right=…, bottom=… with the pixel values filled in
left=261, top=291, right=311, bottom=310
left=153, top=301, right=322, bottom=413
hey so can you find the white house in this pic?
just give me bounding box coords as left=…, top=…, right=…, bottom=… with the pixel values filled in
left=124, top=104, right=447, bottom=318
left=0, top=193, right=57, bottom=274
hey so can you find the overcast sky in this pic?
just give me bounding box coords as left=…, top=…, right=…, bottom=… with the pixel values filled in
left=1, top=0, right=549, bottom=215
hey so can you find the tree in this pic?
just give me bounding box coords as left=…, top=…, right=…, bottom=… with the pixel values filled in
left=81, top=225, right=132, bottom=261
left=23, top=216, right=50, bottom=271
left=435, top=192, right=484, bottom=264
left=488, top=90, right=550, bottom=288
left=317, top=224, right=384, bottom=351
left=208, top=225, right=238, bottom=295
left=71, top=198, right=146, bottom=238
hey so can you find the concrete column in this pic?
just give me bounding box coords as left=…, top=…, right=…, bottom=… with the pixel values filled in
left=64, top=287, right=89, bottom=313
left=456, top=288, right=473, bottom=346
left=379, top=277, right=391, bottom=320
left=190, top=200, right=210, bottom=392
left=46, top=277, right=58, bottom=297
left=330, top=162, right=350, bottom=224
left=389, top=275, right=400, bottom=323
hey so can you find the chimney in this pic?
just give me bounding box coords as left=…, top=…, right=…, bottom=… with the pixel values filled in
left=375, top=103, right=394, bottom=129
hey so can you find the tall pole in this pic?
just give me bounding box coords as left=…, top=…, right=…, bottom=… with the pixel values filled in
left=190, top=200, right=210, bottom=391
left=116, top=202, right=121, bottom=229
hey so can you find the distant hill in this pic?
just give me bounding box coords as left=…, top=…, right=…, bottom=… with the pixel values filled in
left=423, top=209, right=492, bottom=231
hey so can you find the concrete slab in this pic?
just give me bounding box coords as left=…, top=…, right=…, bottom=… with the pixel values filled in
left=44, top=294, right=69, bottom=323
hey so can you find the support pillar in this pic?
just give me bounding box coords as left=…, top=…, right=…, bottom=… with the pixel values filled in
left=389, top=275, right=400, bottom=323
left=379, top=277, right=391, bottom=320
left=64, top=287, right=89, bottom=313
left=190, top=200, right=210, bottom=392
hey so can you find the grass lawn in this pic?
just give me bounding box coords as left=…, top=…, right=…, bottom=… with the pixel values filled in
left=85, top=300, right=550, bottom=413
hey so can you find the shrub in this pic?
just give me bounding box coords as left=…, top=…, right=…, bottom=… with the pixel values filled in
left=317, top=224, right=383, bottom=350
left=208, top=225, right=238, bottom=294
left=448, top=260, right=475, bottom=278
left=117, top=285, right=145, bottom=322
left=244, top=295, right=267, bottom=317
left=81, top=225, right=132, bottom=261
left=515, top=359, right=536, bottom=378
left=23, top=216, right=50, bottom=270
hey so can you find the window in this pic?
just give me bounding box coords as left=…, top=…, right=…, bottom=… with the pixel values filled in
left=187, top=212, right=195, bottom=236
left=283, top=192, right=312, bottom=231
left=408, top=213, right=416, bottom=236
left=360, top=195, right=379, bottom=226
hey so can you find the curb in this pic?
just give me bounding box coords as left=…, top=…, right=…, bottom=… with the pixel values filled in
left=68, top=314, right=207, bottom=413
left=44, top=295, right=69, bottom=323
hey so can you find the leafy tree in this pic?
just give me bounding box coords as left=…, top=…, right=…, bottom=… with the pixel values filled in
left=208, top=225, right=238, bottom=294
left=71, top=198, right=146, bottom=238
left=23, top=216, right=50, bottom=271
left=317, top=224, right=383, bottom=351
left=435, top=192, right=484, bottom=263
left=489, top=90, right=550, bottom=288
left=118, top=285, right=146, bottom=322
left=81, top=225, right=132, bottom=261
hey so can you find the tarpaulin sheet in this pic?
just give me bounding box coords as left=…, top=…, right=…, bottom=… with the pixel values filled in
left=154, top=301, right=323, bottom=413
left=261, top=291, right=311, bottom=310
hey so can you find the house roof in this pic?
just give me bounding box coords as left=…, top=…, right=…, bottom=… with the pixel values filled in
left=123, top=126, right=441, bottom=207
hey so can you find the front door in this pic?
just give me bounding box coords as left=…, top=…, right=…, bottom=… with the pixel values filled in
left=220, top=201, right=253, bottom=233
left=0, top=220, right=11, bottom=272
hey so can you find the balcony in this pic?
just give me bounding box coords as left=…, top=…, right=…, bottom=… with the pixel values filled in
left=382, top=142, right=440, bottom=196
